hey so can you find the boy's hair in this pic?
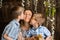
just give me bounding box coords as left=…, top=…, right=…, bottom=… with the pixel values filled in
left=33, top=13, right=45, bottom=19
left=32, top=13, right=45, bottom=25
left=20, top=20, right=30, bottom=27
left=11, top=6, right=25, bottom=18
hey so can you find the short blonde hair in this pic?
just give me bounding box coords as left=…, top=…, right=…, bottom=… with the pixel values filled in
left=32, top=13, right=45, bottom=25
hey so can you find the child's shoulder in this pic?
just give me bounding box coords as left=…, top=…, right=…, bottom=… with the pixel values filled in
left=9, top=19, right=16, bottom=24
left=39, top=25, right=47, bottom=30
left=5, top=19, right=18, bottom=28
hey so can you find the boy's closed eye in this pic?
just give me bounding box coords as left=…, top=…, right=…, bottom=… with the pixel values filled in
left=30, top=19, right=37, bottom=25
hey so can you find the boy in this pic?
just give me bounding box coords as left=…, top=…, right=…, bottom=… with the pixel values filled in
left=30, top=13, right=52, bottom=40
left=1, top=6, right=25, bottom=40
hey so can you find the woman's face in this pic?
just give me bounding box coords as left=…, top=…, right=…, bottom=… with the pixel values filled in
left=24, top=10, right=32, bottom=22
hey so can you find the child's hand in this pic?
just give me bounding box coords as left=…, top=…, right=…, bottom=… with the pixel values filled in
left=5, top=36, right=13, bottom=40
left=7, top=37, right=13, bottom=40
left=3, top=34, right=13, bottom=40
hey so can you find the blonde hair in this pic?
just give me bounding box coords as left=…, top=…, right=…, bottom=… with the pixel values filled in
left=32, top=13, right=45, bottom=25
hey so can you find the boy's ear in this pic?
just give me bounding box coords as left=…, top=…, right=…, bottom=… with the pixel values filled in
left=41, top=18, right=45, bottom=24
left=42, top=18, right=45, bottom=23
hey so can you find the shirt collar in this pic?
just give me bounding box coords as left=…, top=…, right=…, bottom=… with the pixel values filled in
left=32, top=25, right=42, bottom=30
left=13, top=19, right=20, bottom=26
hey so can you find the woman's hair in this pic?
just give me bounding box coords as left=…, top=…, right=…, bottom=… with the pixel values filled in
left=20, top=20, right=30, bottom=27
left=11, top=6, right=25, bottom=18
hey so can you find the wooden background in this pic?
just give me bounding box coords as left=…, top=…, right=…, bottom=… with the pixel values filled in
left=0, top=0, right=60, bottom=40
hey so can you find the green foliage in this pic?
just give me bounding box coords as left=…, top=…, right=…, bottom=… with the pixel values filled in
left=51, top=7, right=56, bottom=16
left=44, top=1, right=56, bottom=17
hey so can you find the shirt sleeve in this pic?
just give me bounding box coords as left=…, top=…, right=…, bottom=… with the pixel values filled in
left=43, top=27, right=51, bottom=37
left=5, top=24, right=12, bottom=34
left=5, top=23, right=19, bottom=39
left=8, top=24, right=19, bottom=39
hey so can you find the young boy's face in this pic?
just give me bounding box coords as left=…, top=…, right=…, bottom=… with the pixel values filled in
left=20, top=11, right=24, bottom=20
left=17, top=7, right=25, bottom=20
left=30, top=18, right=38, bottom=27
left=30, top=18, right=36, bottom=25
